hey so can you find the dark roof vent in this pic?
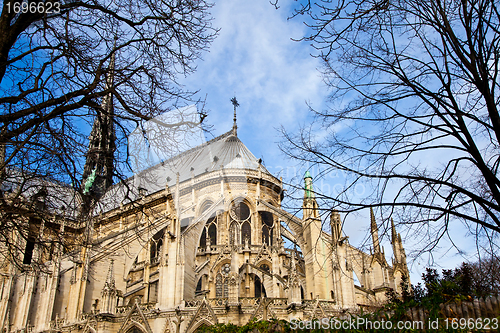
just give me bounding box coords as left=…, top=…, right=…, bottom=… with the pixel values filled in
left=236, top=153, right=241, bottom=158
left=213, top=156, right=219, bottom=162
left=190, top=167, right=194, bottom=171
left=226, top=135, right=239, bottom=142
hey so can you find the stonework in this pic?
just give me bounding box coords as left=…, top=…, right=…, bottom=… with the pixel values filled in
left=0, top=129, right=408, bottom=333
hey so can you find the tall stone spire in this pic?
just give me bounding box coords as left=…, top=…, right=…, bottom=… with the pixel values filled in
left=370, top=207, right=381, bottom=254
left=288, top=249, right=301, bottom=305
left=391, top=217, right=406, bottom=266
left=82, top=49, right=116, bottom=199
left=104, top=258, right=115, bottom=289
left=391, top=217, right=397, bottom=244
left=303, top=171, right=319, bottom=219
left=330, top=209, right=342, bottom=243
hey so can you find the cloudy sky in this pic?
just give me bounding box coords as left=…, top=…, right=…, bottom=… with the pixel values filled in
left=178, top=0, right=478, bottom=284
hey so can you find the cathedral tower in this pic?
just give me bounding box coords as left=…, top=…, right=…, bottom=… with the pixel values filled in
left=82, top=52, right=116, bottom=199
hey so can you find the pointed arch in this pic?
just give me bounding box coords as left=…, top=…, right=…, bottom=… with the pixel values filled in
left=184, top=298, right=218, bottom=333
left=241, top=221, right=251, bottom=245
left=117, top=299, right=153, bottom=333
left=196, top=277, right=203, bottom=294
left=229, top=221, right=239, bottom=245
left=215, top=273, right=222, bottom=295
left=260, top=211, right=274, bottom=246
left=198, top=199, right=214, bottom=216
left=125, top=325, right=147, bottom=333
left=199, top=227, right=207, bottom=248
left=187, top=319, right=215, bottom=333
left=254, top=275, right=266, bottom=298
left=208, top=223, right=217, bottom=245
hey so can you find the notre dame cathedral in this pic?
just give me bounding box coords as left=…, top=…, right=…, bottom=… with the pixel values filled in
left=0, top=73, right=409, bottom=332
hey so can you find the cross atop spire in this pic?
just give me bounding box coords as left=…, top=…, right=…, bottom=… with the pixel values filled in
left=230, top=96, right=239, bottom=136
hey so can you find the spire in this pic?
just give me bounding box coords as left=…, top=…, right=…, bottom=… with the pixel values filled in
left=370, top=207, right=381, bottom=253
left=330, top=209, right=342, bottom=243
left=304, top=170, right=314, bottom=198
left=287, top=248, right=301, bottom=305
left=303, top=171, right=319, bottom=219
left=230, top=96, right=239, bottom=136
left=390, top=217, right=407, bottom=268
left=391, top=217, right=397, bottom=244
left=104, top=259, right=115, bottom=289
left=82, top=46, right=117, bottom=199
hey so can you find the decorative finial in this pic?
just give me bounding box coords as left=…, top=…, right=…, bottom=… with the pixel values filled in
left=104, top=259, right=115, bottom=289
left=230, top=96, right=239, bottom=136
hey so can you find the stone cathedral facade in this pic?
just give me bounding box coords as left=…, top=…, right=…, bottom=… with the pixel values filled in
left=0, top=125, right=409, bottom=333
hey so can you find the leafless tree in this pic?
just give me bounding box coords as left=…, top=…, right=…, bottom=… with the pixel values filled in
left=279, top=0, right=500, bottom=255
left=0, top=0, right=217, bottom=270
left=469, top=254, right=500, bottom=296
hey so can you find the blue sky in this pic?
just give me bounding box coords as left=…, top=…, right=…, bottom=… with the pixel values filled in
left=177, top=0, right=481, bottom=284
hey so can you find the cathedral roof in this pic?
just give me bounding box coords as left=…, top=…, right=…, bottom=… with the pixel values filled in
left=99, top=130, right=273, bottom=211
left=156, top=131, right=270, bottom=188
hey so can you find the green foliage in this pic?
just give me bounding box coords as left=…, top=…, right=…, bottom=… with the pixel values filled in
left=387, top=260, right=496, bottom=313
left=196, top=318, right=291, bottom=333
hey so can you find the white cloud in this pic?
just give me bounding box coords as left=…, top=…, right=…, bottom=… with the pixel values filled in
left=183, top=0, right=325, bottom=142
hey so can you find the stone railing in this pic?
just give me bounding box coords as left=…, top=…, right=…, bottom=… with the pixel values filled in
left=185, top=299, right=203, bottom=308
left=183, top=297, right=289, bottom=309
left=302, top=299, right=316, bottom=308
left=50, top=317, right=66, bottom=329
left=208, top=298, right=228, bottom=307
left=115, top=302, right=158, bottom=314
left=270, top=298, right=288, bottom=307
left=318, top=300, right=337, bottom=310
left=240, top=297, right=261, bottom=307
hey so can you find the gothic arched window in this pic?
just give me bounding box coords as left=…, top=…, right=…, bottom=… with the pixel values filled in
left=200, top=215, right=217, bottom=248
left=195, top=278, right=203, bottom=295
left=150, top=229, right=164, bottom=261
left=156, top=238, right=163, bottom=258
left=229, top=200, right=251, bottom=245
left=215, top=273, right=223, bottom=297
left=199, top=228, right=207, bottom=248
left=229, top=222, right=239, bottom=246
left=208, top=223, right=217, bottom=245
left=260, top=212, right=274, bottom=246
left=215, top=263, right=230, bottom=298
left=241, top=221, right=251, bottom=245
left=254, top=275, right=267, bottom=298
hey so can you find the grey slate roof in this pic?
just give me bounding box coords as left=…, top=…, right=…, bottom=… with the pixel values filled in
left=98, top=131, right=271, bottom=213
left=2, top=168, right=81, bottom=220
